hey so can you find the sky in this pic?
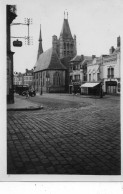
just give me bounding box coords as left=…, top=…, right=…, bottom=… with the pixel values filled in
left=3, top=0, right=123, bottom=73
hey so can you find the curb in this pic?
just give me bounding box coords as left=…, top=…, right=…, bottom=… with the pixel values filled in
left=7, top=106, right=44, bottom=111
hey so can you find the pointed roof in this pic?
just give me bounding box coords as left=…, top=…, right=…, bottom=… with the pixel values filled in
left=34, top=48, right=66, bottom=72
left=60, top=18, right=73, bottom=39
left=37, top=24, right=43, bottom=60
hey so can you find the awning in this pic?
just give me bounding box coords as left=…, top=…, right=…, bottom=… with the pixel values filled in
left=80, top=82, right=100, bottom=88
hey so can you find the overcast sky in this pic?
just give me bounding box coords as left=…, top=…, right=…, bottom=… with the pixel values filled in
left=4, top=0, right=123, bottom=73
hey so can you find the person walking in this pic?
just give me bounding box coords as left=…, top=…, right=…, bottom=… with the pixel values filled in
left=26, top=90, right=29, bottom=99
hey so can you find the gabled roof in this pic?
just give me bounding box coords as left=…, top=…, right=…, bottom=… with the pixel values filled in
left=34, top=48, right=66, bottom=72
left=60, top=19, right=73, bottom=39
left=70, top=55, right=82, bottom=62
left=112, top=47, right=120, bottom=54
left=70, top=55, right=92, bottom=63
left=80, top=56, right=93, bottom=66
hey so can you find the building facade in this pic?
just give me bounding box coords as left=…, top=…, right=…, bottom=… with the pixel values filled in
left=7, top=5, right=17, bottom=103
left=23, top=69, right=34, bottom=87
left=101, top=37, right=121, bottom=94
left=69, top=55, right=92, bottom=94
left=81, top=36, right=121, bottom=95
left=13, top=72, right=24, bottom=85
left=34, top=48, right=66, bottom=93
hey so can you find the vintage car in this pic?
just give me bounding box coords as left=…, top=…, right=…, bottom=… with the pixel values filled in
left=22, top=90, right=36, bottom=97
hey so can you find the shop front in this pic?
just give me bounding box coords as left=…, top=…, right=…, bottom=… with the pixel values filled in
left=69, top=81, right=81, bottom=94
left=105, top=81, right=117, bottom=94
left=80, top=82, right=102, bottom=96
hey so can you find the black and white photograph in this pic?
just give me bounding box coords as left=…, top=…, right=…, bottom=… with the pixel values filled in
left=0, top=0, right=122, bottom=181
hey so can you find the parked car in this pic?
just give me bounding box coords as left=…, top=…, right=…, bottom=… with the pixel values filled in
left=14, top=85, right=29, bottom=95
left=22, top=89, right=36, bottom=97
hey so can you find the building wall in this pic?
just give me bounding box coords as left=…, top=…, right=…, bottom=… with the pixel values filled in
left=52, top=34, right=76, bottom=60
left=7, top=5, right=17, bottom=103
left=87, top=58, right=100, bottom=82
left=102, top=52, right=120, bottom=93
left=23, top=75, right=33, bottom=86
left=34, top=70, right=66, bottom=93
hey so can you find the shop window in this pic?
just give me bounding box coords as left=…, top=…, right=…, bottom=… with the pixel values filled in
left=118, top=83, right=120, bottom=92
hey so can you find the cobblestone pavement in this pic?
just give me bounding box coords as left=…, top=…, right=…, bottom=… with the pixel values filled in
left=7, top=95, right=120, bottom=175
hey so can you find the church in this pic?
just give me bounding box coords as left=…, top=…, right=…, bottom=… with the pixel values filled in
left=34, top=12, right=77, bottom=93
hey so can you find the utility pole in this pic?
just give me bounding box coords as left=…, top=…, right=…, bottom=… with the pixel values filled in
left=11, top=18, right=33, bottom=46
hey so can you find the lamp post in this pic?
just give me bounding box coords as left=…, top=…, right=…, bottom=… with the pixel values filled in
left=40, top=72, right=43, bottom=95
left=108, top=65, right=113, bottom=93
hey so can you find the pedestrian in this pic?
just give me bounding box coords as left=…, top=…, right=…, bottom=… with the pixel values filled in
left=26, top=90, right=29, bottom=99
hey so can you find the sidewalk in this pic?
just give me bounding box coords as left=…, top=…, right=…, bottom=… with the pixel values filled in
left=36, top=92, right=119, bottom=99
left=7, top=96, right=43, bottom=111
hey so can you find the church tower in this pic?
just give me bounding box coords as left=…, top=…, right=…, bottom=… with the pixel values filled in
left=59, top=12, right=77, bottom=59
left=37, top=24, right=43, bottom=60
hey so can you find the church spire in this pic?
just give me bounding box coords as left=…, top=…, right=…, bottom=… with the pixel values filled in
left=37, top=24, right=43, bottom=60
left=60, top=12, right=72, bottom=39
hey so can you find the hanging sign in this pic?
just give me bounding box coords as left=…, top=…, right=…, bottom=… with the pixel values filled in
left=13, top=39, right=22, bottom=47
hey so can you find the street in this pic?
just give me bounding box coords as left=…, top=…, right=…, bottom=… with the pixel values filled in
left=7, top=93, right=120, bottom=174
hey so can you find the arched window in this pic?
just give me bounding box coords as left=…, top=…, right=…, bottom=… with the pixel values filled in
left=53, top=72, right=61, bottom=86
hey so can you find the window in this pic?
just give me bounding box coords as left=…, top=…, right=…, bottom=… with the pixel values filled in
left=74, top=75, right=80, bottom=81
left=97, top=73, right=100, bottom=81
left=107, top=67, right=114, bottom=78
left=93, top=73, right=95, bottom=81
left=83, top=73, right=87, bottom=81
left=70, top=76, right=72, bottom=82
left=89, top=74, right=91, bottom=82
left=111, top=68, right=114, bottom=76
left=53, top=72, right=61, bottom=86
left=64, top=43, right=66, bottom=49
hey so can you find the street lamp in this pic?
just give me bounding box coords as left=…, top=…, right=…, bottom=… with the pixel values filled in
left=40, top=72, right=43, bottom=95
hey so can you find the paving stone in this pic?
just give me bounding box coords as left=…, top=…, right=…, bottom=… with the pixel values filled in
left=7, top=95, right=120, bottom=175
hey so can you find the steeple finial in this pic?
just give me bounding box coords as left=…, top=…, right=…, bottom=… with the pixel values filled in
left=39, top=24, right=42, bottom=41
left=64, top=10, right=68, bottom=19
left=37, top=24, right=43, bottom=60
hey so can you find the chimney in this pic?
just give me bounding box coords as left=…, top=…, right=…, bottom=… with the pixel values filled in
left=81, top=55, right=84, bottom=61
left=92, top=55, right=96, bottom=59
left=109, top=46, right=115, bottom=54
left=117, top=36, right=120, bottom=47
left=74, top=34, right=76, bottom=40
